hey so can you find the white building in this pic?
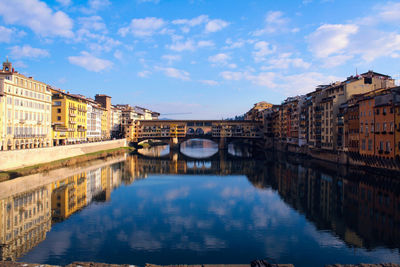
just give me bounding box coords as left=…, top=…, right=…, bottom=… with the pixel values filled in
left=86, top=99, right=103, bottom=142
left=0, top=60, right=52, bottom=150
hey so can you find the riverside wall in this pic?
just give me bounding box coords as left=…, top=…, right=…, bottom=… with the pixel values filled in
left=0, top=139, right=127, bottom=171
left=267, top=141, right=400, bottom=172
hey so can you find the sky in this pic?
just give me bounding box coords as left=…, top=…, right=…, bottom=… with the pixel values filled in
left=0, top=0, right=400, bottom=119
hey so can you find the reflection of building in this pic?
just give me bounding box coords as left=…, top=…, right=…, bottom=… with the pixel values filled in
left=0, top=185, right=52, bottom=261
left=0, top=158, right=125, bottom=261
left=257, top=155, right=400, bottom=250
left=51, top=172, right=88, bottom=221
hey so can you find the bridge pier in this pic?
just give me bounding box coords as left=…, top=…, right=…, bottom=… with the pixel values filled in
left=218, top=137, right=228, bottom=150
left=169, top=137, right=181, bottom=151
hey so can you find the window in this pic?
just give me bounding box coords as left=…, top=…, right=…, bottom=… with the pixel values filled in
left=390, top=122, right=394, bottom=132
left=57, top=116, right=61, bottom=121
left=380, top=141, right=384, bottom=151
left=54, top=101, right=61, bottom=106
left=368, top=139, right=372, bottom=151
left=362, top=139, right=366, bottom=150
left=386, top=141, right=391, bottom=152
left=376, top=123, right=380, bottom=131
left=376, top=109, right=380, bottom=115
left=383, top=123, right=387, bottom=132
left=57, top=108, right=61, bottom=113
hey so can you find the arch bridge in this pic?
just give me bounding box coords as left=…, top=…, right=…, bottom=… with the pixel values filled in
left=126, top=120, right=263, bottom=149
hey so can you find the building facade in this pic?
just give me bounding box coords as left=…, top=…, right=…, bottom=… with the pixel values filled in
left=0, top=60, right=52, bottom=150
left=51, top=88, right=87, bottom=145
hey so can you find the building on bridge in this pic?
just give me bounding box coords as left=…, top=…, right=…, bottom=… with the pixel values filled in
left=126, top=120, right=264, bottom=149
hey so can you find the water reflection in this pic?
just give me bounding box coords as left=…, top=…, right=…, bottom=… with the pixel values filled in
left=180, top=139, right=218, bottom=158
left=0, top=144, right=399, bottom=266
left=138, top=145, right=170, bottom=157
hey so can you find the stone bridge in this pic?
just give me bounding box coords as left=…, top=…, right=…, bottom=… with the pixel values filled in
left=126, top=120, right=263, bottom=149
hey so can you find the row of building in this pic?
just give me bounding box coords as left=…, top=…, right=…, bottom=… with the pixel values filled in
left=256, top=70, right=400, bottom=161
left=0, top=60, right=159, bottom=151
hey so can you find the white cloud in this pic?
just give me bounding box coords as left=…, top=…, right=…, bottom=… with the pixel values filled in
left=172, top=15, right=208, bottom=27
left=224, top=38, right=245, bottom=49
left=68, top=51, right=113, bottom=72
left=162, top=54, right=181, bottom=64
left=205, top=19, right=229, bottom=33
left=220, top=71, right=244, bottom=81
left=138, top=70, right=151, bottom=77
left=114, top=50, right=123, bottom=60
left=200, top=80, right=219, bottom=86
left=253, top=11, right=290, bottom=35
left=197, top=40, right=214, bottom=48
left=118, top=17, right=165, bottom=37
left=279, top=72, right=341, bottom=95
left=246, top=72, right=278, bottom=88
left=78, top=16, right=107, bottom=33
left=253, top=41, right=276, bottom=62
left=0, top=26, right=18, bottom=43
left=208, top=53, right=230, bottom=64
left=307, top=18, right=400, bottom=67
left=156, top=66, right=190, bottom=81
left=88, top=0, right=111, bottom=10
left=167, top=39, right=195, bottom=51
left=307, top=24, right=358, bottom=58
left=9, top=45, right=49, bottom=59
left=219, top=68, right=341, bottom=96
left=262, top=53, right=311, bottom=70
left=0, top=0, right=73, bottom=37
left=138, top=0, right=160, bottom=3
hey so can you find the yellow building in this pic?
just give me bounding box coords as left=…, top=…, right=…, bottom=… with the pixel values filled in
left=0, top=60, right=52, bottom=150
left=101, top=108, right=108, bottom=140
left=51, top=172, right=87, bottom=221
left=50, top=88, right=88, bottom=145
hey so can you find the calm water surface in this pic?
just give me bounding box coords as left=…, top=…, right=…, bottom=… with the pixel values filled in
left=1, top=139, right=399, bottom=266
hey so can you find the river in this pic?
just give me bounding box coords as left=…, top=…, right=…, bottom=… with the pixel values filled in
left=0, top=139, right=399, bottom=266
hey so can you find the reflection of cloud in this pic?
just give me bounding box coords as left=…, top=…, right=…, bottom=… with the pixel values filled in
left=117, top=230, right=128, bottom=242
left=304, top=224, right=345, bottom=248
left=208, top=204, right=228, bottom=216
left=165, top=186, right=190, bottom=200
left=204, top=235, right=226, bottom=249
left=129, top=231, right=162, bottom=251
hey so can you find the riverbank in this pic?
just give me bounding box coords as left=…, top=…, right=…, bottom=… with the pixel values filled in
left=0, top=139, right=127, bottom=171
left=0, top=145, right=132, bottom=181
left=1, top=262, right=398, bottom=267
left=268, top=142, right=400, bottom=172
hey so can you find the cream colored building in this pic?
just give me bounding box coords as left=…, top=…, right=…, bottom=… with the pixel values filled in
left=110, top=106, right=122, bottom=138
left=0, top=184, right=52, bottom=260
left=0, top=60, right=52, bottom=150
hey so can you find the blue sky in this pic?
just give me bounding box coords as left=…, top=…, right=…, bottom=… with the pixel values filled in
left=1, top=0, right=400, bottom=119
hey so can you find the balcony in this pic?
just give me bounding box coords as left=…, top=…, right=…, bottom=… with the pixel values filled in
left=69, top=106, right=77, bottom=110
left=19, top=119, right=25, bottom=124
left=69, top=113, right=76, bottom=117
left=378, top=150, right=383, bottom=154
left=382, top=131, right=387, bottom=134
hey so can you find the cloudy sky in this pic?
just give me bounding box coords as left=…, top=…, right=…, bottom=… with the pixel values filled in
left=0, top=0, right=400, bottom=119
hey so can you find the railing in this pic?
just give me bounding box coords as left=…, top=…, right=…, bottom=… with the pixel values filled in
left=14, top=134, right=48, bottom=138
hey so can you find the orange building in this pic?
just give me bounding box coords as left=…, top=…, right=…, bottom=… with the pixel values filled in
left=374, top=93, right=395, bottom=159
left=344, top=100, right=360, bottom=153
left=359, top=96, right=375, bottom=156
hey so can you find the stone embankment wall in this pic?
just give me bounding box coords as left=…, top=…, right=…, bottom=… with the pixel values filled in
left=269, top=141, right=400, bottom=171
left=0, top=139, right=127, bottom=171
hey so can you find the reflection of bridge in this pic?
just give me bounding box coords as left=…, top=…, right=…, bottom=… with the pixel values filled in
left=125, top=120, right=263, bottom=149
left=126, top=154, right=265, bottom=178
